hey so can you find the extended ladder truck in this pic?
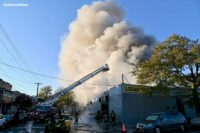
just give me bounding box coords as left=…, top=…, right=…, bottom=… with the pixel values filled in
left=34, top=64, right=109, bottom=121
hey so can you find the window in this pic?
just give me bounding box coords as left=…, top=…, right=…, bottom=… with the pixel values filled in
left=169, top=113, right=185, bottom=121
left=145, top=115, right=159, bottom=121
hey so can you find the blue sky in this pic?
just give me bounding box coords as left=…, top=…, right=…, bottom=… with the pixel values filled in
left=0, top=0, right=199, bottom=95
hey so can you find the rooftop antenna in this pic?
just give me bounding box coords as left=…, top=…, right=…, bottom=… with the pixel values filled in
left=122, top=73, right=130, bottom=84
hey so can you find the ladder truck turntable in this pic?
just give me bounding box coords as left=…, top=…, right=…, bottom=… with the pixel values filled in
left=34, top=64, right=109, bottom=121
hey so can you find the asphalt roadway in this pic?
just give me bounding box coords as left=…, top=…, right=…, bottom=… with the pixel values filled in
left=0, top=121, right=199, bottom=133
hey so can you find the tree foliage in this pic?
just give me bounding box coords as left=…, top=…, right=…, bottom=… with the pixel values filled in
left=38, top=86, right=52, bottom=100
left=53, top=91, right=77, bottom=110
left=54, top=87, right=64, bottom=94
left=132, top=34, right=200, bottom=115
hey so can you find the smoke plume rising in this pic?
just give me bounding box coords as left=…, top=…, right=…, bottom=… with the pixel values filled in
left=59, top=1, right=156, bottom=105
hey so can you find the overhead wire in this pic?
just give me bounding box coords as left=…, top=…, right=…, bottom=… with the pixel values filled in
left=0, top=24, right=39, bottom=81
left=0, top=37, right=34, bottom=83
left=0, top=24, right=116, bottom=90
left=0, top=62, right=116, bottom=87
left=0, top=67, right=29, bottom=92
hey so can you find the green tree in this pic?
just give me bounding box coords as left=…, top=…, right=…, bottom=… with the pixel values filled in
left=53, top=91, right=77, bottom=110
left=132, top=34, right=200, bottom=115
left=38, top=86, right=52, bottom=100
left=54, top=87, right=64, bottom=94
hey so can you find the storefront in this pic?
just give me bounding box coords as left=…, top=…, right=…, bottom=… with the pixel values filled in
left=105, top=83, right=177, bottom=126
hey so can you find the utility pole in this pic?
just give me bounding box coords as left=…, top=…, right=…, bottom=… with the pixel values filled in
left=122, top=73, right=124, bottom=83
left=35, top=82, right=42, bottom=98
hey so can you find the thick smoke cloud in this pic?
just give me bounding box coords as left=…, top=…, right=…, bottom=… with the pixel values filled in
left=59, top=1, right=156, bottom=105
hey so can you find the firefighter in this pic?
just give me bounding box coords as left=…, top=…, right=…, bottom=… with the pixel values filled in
left=55, top=111, right=65, bottom=132
left=96, top=110, right=101, bottom=123
left=44, top=113, right=50, bottom=133
left=110, top=110, right=116, bottom=127
left=103, top=114, right=109, bottom=124
left=74, top=111, right=79, bottom=125
left=45, top=113, right=55, bottom=133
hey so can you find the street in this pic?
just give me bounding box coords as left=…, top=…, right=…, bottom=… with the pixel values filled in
left=0, top=121, right=43, bottom=133
left=0, top=120, right=200, bottom=133
left=0, top=110, right=200, bottom=133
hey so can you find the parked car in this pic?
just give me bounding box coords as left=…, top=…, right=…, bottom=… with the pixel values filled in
left=61, top=113, right=72, bottom=131
left=19, top=113, right=26, bottom=121
left=0, top=114, right=6, bottom=129
left=136, top=112, right=187, bottom=133
left=191, top=116, right=200, bottom=128
left=4, top=114, right=14, bottom=127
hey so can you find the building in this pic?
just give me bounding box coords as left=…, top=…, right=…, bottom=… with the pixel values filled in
left=0, top=79, right=12, bottom=90
left=108, top=83, right=178, bottom=126
left=93, top=83, right=197, bottom=126
left=0, top=79, right=20, bottom=113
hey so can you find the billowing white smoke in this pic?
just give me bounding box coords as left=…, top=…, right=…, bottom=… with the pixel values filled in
left=59, top=1, right=156, bottom=105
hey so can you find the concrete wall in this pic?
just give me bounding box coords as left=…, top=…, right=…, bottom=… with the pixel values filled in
left=122, top=93, right=177, bottom=126
left=108, top=83, right=177, bottom=126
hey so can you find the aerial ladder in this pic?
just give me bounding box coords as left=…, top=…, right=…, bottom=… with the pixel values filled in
left=40, top=64, right=109, bottom=105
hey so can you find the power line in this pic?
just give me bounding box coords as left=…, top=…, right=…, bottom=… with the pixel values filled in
left=0, top=66, right=38, bottom=95
left=0, top=67, right=27, bottom=92
left=0, top=57, right=32, bottom=82
left=0, top=38, right=34, bottom=82
left=0, top=67, right=31, bottom=87
left=0, top=24, right=27, bottom=66
left=1, top=74, right=34, bottom=85
left=0, top=63, right=116, bottom=87
left=1, top=56, right=58, bottom=69
left=0, top=24, right=38, bottom=81
left=0, top=38, right=22, bottom=67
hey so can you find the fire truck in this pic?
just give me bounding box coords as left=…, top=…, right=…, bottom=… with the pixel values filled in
left=34, top=64, right=109, bottom=121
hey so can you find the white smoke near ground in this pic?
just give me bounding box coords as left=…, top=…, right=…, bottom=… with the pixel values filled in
left=58, top=1, right=156, bottom=105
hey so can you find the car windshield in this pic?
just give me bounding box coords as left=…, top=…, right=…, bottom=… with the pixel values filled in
left=43, top=106, right=52, bottom=111
left=36, top=105, right=52, bottom=111
left=145, top=114, right=159, bottom=121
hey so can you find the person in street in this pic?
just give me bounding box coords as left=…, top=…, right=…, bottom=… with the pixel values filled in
left=55, top=111, right=65, bottom=132
left=110, top=110, right=116, bottom=127
left=74, top=111, right=79, bottom=125
left=45, top=113, right=56, bottom=133
left=44, top=113, right=50, bottom=133
left=103, top=114, right=109, bottom=124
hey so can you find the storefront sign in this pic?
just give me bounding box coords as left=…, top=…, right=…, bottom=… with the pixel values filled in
left=124, top=85, right=149, bottom=93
